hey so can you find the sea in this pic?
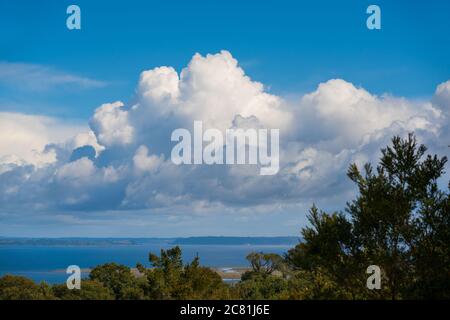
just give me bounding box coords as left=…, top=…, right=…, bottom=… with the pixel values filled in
left=0, top=243, right=292, bottom=283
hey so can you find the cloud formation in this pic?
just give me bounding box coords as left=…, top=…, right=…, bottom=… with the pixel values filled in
left=0, top=62, right=107, bottom=91
left=1, top=51, right=449, bottom=220
left=90, top=102, right=134, bottom=147
left=0, top=112, right=86, bottom=169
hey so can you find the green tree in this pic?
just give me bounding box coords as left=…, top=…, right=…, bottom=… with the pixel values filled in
left=139, top=247, right=230, bottom=299
left=182, top=256, right=231, bottom=299
left=287, top=134, right=449, bottom=299
left=282, top=268, right=352, bottom=300
left=52, top=279, right=114, bottom=300
left=140, top=247, right=184, bottom=299
left=89, top=263, right=142, bottom=299
left=237, top=251, right=292, bottom=299
left=408, top=181, right=450, bottom=298
left=286, top=206, right=364, bottom=298
left=347, top=134, right=447, bottom=299
left=242, top=252, right=286, bottom=281
left=246, top=252, right=284, bottom=275
left=0, top=275, right=54, bottom=300
left=236, top=274, right=288, bottom=300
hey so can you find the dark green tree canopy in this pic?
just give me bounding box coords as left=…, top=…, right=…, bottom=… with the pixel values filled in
left=288, top=134, right=449, bottom=299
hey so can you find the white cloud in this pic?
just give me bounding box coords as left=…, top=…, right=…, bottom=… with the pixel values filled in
left=0, top=61, right=107, bottom=91
left=433, top=80, right=450, bottom=112
left=0, top=51, right=448, bottom=217
left=89, top=101, right=134, bottom=147
left=294, top=79, right=442, bottom=150
left=70, top=131, right=105, bottom=157
left=133, top=145, right=164, bottom=173
left=138, top=66, right=180, bottom=104
left=56, top=157, right=96, bottom=181
left=0, top=112, right=86, bottom=168
left=135, top=51, right=291, bottom=133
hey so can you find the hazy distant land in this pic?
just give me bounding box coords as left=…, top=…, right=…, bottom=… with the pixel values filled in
left=0, top=236, right=300, bottom=246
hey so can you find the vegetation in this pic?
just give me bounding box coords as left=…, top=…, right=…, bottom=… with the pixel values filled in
left=0, top=275, right=53, bottom=300
left=137, top=246, right=231, bottom=299
left=0, top=134, right=448, bottom=300
left=286, top=134, right=450, bottom=299
left=51, top=280, right=114, bottom=300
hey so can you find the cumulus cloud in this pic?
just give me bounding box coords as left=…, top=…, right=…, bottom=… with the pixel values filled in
left=134, top=51, right=291, bottom=135
left=56, top=157, right=96, bottom=181
left=138, top=66, right=180, bottom=104
left=0, top=112, right=86, bottom=168
left=89, top=101, right=134, bottom=147
left=175, top=51, right=291, bottom=131
left=293, top=79, right=442, bottom=151
left=0, top=51, right=448, bottom=218
left=133, top=145, right=164, bottom=173
left=71, top=131, right=105, bottom=157
left=433, top=80, right=450, bottom=117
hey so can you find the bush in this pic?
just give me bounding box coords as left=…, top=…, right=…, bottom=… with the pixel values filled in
left=0, top=275, right=54, bottom=300
left=52, top=279, right=114, bottom=300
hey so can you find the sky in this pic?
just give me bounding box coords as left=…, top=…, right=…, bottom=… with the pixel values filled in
left=0, top=0, right=449, bottom=237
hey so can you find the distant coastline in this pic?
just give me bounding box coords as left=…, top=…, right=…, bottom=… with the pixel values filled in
left=173, top=236, right=300, bottom=245
left=0, top=236, right=300, bottom=246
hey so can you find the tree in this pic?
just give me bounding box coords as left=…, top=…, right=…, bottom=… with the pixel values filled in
left=347, top=134, right=447, bottom=299
left=236, top=273, right=288, bottom=300
left=0, top=275, right=54, bottom=300
left=242, top=252, right=285, bottom=281
left=286, top=206, right=364, bottom=298
left=182, top=256, right=231, bottom=299
left=287, top=134, right=449, bottom=299
left=282, top=268, right=352, bottom=300
left=408, top=181, right=450, bottom=298
left=52, top=280, right=114, bottom=300
left=89, top=263, right=142, bottom=299
left=141, top=246, right=184, bottom=299
left=238, top=252, right=292, bottom=299
left=139, top=247, right=230, bottom=299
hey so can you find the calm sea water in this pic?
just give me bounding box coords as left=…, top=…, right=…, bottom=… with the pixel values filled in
left=0, top=244, right=291, bottom=283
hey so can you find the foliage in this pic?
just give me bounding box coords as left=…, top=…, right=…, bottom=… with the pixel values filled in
left=89, top=263, right=143, bottom=299
left=287, top=134, right=450, bottom=299
left=235, top=274, right=288, bottom=299
left=139, top=246, right=231, bottom=299
left=242, top=252, right=286, bottom=280
left=52, top=280, right=114, bottom=300
left=0, top=275, right=54, bottom=300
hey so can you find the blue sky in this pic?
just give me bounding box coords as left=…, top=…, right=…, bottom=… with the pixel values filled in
left=1, top=0, right=449, bottom=118
left=0, top=0, right=449, bottom=237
